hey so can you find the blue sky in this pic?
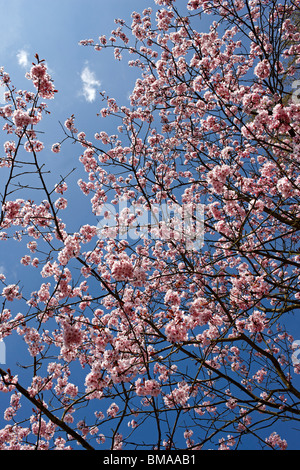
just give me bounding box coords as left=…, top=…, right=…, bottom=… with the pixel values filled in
left=0, top=0, right=147, bottom=138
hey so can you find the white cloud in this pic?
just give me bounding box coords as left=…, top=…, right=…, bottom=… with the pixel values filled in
left=80, top=65, right=101, bottom=103
left=17, top=49, right=29, bottom=68
left=0, top=85, right=6, bottom=104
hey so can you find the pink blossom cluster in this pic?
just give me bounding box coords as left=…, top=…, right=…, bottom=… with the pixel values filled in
left=156, top=8, right=174, bottom=31
left=20, top=255, right=31, bottom=266
left=84, top=360, right=106, bottom=393
left=155, top=0, right=175, bottom=7
left=131, top=266, right=147, bottom=287
left=252, top=367, right=267, bottom=384
left=13, top=109, right=32, bottom=128
left=64, top=115, right=78, bottom=134
left=79, top=224, right=98, bottom=243
left=64, top=382, right=78, bottom=398
left=187, top=0, right=201, bottom=9
left=277, top=177, right=293, bottom=199
left=55, top=181, right=68, bottom=194
left=2, top=284, right=21, bottom=302
left=111, top=256, right=134, bottom=281
left=51, top=143, right=61, bottom=153
left=40, top=260, right=60, bottom=278
left=4, top=393, right=21, bottom=422
left=265, top=432, right=287, bottom=450
left=189, top=297, right=212, bottom=325
left=3, top=141, right=16, bottom=162
left=79, top=147, right=98, bottom=173
left=218, top=435, right=236, bottom=450
left=36, top=282, right=51, bottom=304
left=164, top=289, right=181, bottom=306
left=31, top=416, right=56, bottom=443
left=247, top=310, right=267, bottom=334
left=207, top=165, right=232, bottom=194
left=184, top=429, right=194, bottom=448
left=164, top=381, right=191, bottom=408
left=153, top=363, right=177, bottom=382
left=254, top=59, right=271, bottom=79
left=106, top=402, right=119, bottom=418
left=30, top=63, right=47, bottom=80
left=29, top=63, right=56, bottom=99
left=24, top=139, right=44, bottom=153
left=0, top=425, right=31, bottom=450
left=62, top=322, right=83, bottom=349
left=273, top=104, right=290, bottom=126
left=112, top=432, right=123, bottom=450
left=24, top=327, right=44, bottom=357
left=2, top=199, right=23, bottom=226
left=58, top=234, right=81, bottom=265
left=165, top=317, right=188, bottom=343
left=54, top=197, right=68, bottom=210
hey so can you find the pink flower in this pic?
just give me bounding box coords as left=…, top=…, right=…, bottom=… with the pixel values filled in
left=252, top=368, right=267, bottom=383
left=131, top=266, right=147, bottom=286
left=31, top=258, right=39, bottom=268
left=189, top=297, right=212, bottom=325
left=30, top=64, right=47, bottom=80
left=247, top=310, right=267, bottom=333
left=164, top=381, right=190, bottom=408
left=265, top=432, right=287, bottom=450
left=31, top=66, right=56, bottom=99
left=2, top=284, right=21, bottom=301
left=51, top=143, right=61, bottom=153
left=21, top=255, right=31, bottom=266
left=54, top=197, right=68, bottom=210
left=79, top=224, right=98, bottom=243
left=128, top=419, right=138, bottom=429
left=55, top=182, right=68, bottom=194
left=112, top=433, right=123, bottom=450
left=155, top=0, right=175, bottom=6
left=207, top=165, right=231, bottom=194
left=273, top=104, right=290, bottom=125
left=24, top=140, right=44, bottom=153
left=64, top=383, right=78, bottom=398
left=226, top=397, right=238, bottom=410
left=107, top=402, right=119, bottom=418
left=187, top=0, right=201, bottom=9
left=111, top=257, right=134, bottom=281
left=254, top=59, right=271, bottom=79
left=64, top=116, right=78, bottom=133
left=62, top=322, right=83, bottom=349
left=37, top=283, right=50, bottom=303
left=58, top=234, right=81, bottom=265
left=135, top=378, right=161, bottom=397
left=165, top=318, right=188, bottom=343
left=13, top=109, right=32, bottom=128
left=164, top=289, right=181, bottom=307
left=277, top=177, right=293, bottom=198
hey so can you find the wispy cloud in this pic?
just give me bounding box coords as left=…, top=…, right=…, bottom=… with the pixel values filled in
left=17, top=49, right=29, bottom=68
left=80, top=65, right=101, bottom=103
left=0, top=85, right=6, bottom=104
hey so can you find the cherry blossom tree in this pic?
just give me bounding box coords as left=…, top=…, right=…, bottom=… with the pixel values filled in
left=0, top=0, right=300, bottom=450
